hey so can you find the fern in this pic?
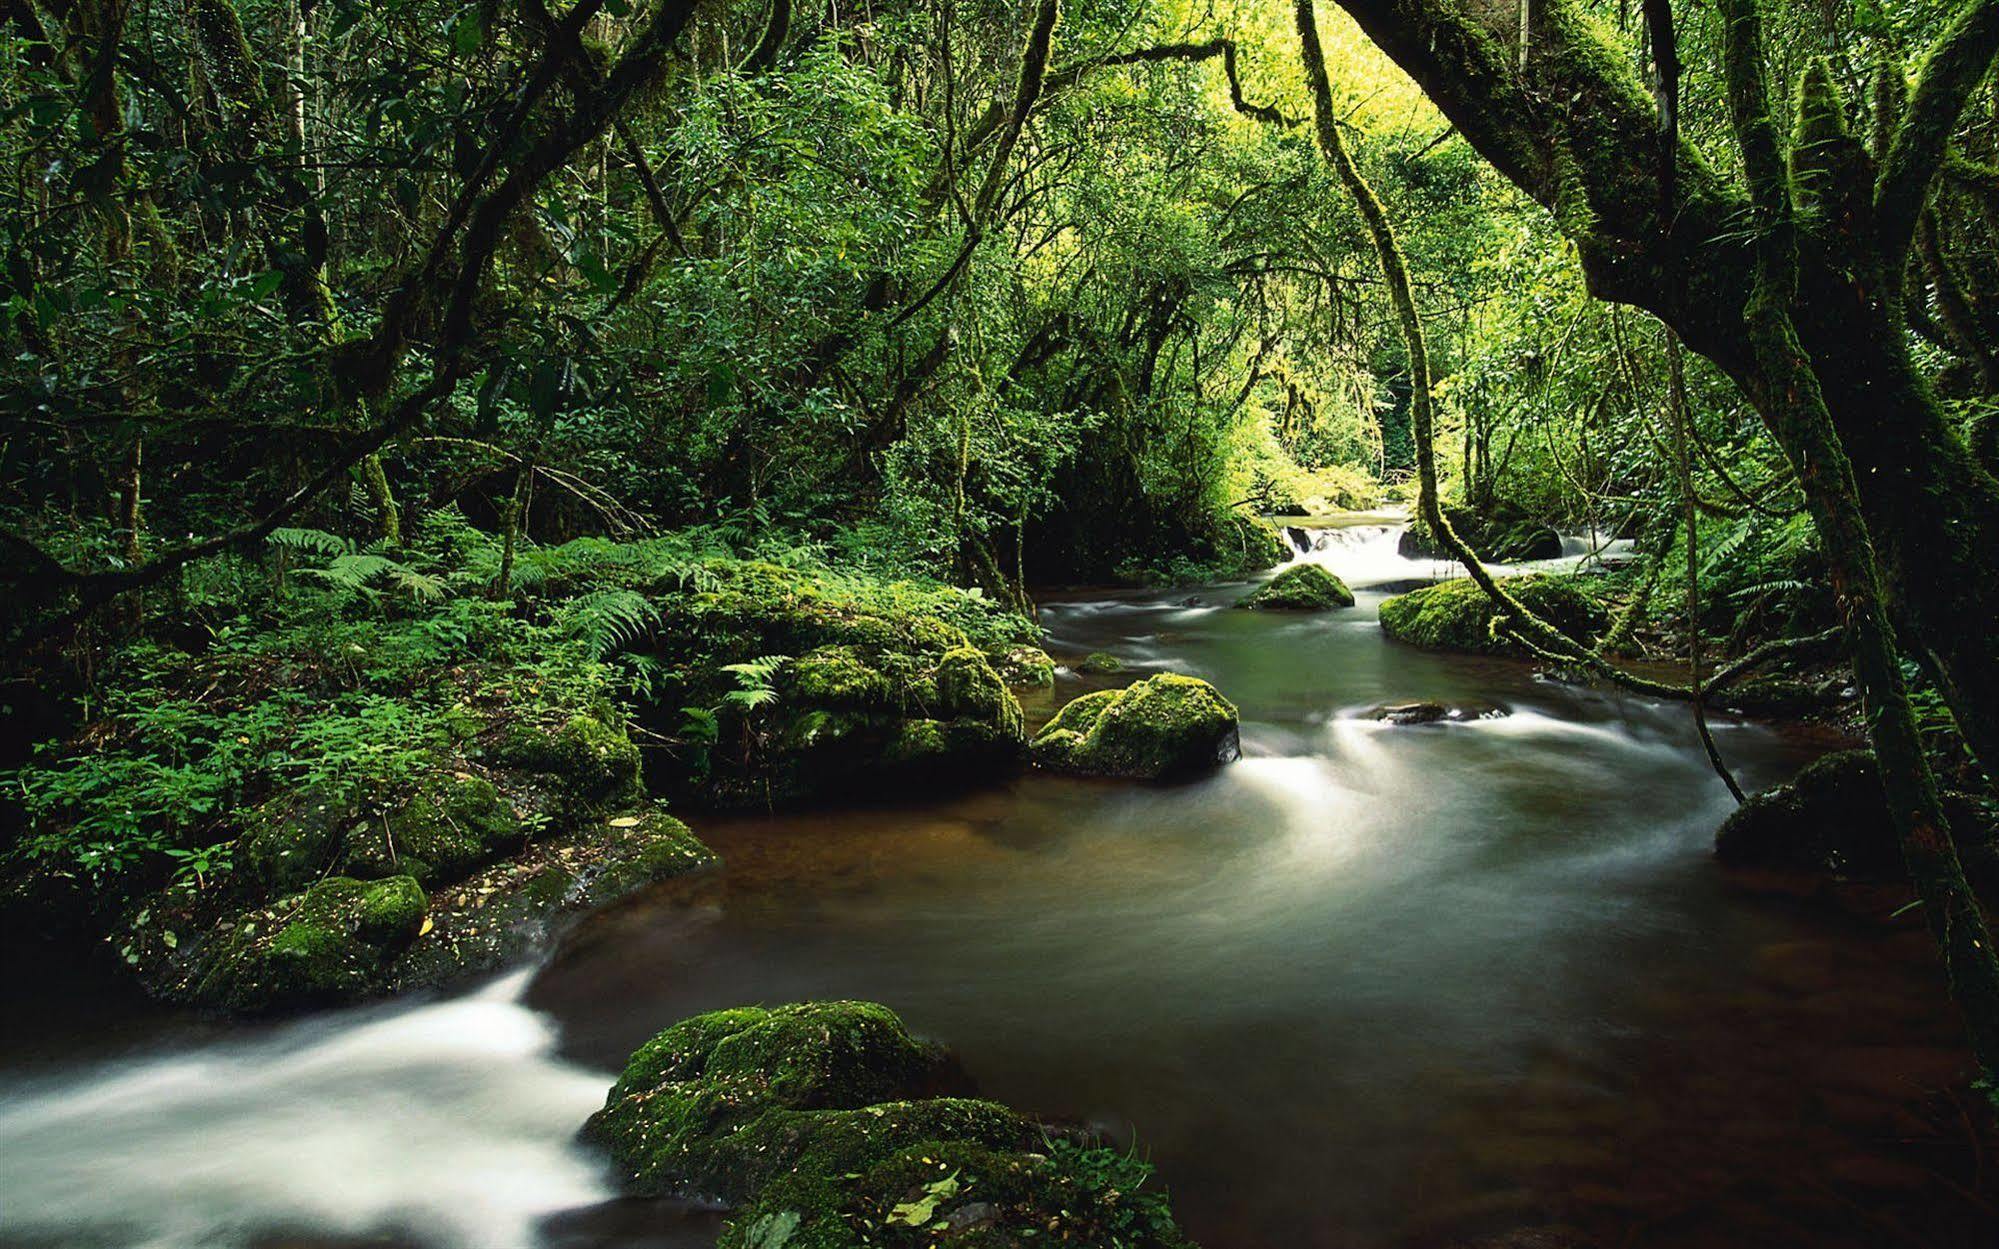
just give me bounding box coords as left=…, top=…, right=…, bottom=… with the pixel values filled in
left=267, top=527, right=353, bottom=558
left=721, top=686, right=780, bottom=710
left=717, top=654, right=791, bottom=714
left=721, top=655, right=791, bottom=687
left=296, top=552, right=451, bottom=604
left=558, top=588, right=661, bottom=657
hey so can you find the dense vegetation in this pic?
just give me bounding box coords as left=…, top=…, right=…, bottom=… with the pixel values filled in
left=4, top=0, right=1999, bottom=1242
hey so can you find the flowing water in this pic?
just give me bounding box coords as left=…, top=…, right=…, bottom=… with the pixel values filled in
left=1, top=523, right=1985, bottom=1249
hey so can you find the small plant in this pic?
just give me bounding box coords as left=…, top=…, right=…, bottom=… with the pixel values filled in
left=719, top=655, right=791, bottom=712
left=164, top=842, right=234, bottom=890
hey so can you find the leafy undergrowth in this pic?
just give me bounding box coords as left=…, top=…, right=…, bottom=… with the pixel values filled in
left=2, top=513, right=1049, bottom=1011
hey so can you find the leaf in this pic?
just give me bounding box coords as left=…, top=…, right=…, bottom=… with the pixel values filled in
left=887, top=1195, right=939, bottom=1227
left=450, top=9, right=485, bottom=55
left=743, top=1210, right=799, bottom=1248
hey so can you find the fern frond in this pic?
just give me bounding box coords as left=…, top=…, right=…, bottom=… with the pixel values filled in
left=268, top=527, right=353, bottom=557
left=721, top=655, right=791, bottom=688
left=558, top=588, right=661, bottom=657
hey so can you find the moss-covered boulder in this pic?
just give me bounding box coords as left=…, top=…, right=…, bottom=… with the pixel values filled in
left=1077, top=651, right=1123, bottom=674
left=1378, top=575, right=1606, bottom=657
left=1031, top=673, right=1240, bottom=780
left=335, top=776, right=523, bottom=885
left=1398, top=502, right=1563, bottom=563
left=1238, top=563, right=1354, bottom=611
left=987, top=644, right=1055, bottom=688
left=630, top=562, right=1039, bottom=808
left=497, top=714, right=643, bottom=815
left=586, top=1001, right=1194, bottom=1249
left=789, top=646, right=895, bottom=709
left=1715, top=750, right=1901, bottom=875
left=235, top=787, right=353, bottom=893
left=184, top=875, right=427, bottom=1013
left=388, top=807, right=715, bottom=992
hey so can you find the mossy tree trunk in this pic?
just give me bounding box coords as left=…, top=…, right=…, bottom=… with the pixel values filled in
left=1325, top=0, right=1999, bottom=782
left=1712, top=0, right=1999, bottom=1078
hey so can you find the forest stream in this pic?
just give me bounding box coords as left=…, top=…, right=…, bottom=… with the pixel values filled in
left=0, top=522, right=1981, bottom=1249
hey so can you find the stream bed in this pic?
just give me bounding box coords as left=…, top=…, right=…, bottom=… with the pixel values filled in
left=1, top=523, right=1987, bottom=1249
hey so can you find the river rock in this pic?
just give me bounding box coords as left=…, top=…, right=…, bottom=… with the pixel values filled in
left=988, top=644, right=1056, bottom=687
left=1238, top=563, right=1355, bottom=611
left=623, top=561, right=1036, bottom=807
left=1378, top=576, right=1606, bottom=657
left=1714, top=750, right=1998, bottom=887
left=1398, top=501, right=1564, bottom=563
left=1030, top=673, right=1240, bottom=779
left=1366, top=700, right=1509, bottom=725
left=1715, top=750, right=1895, bottom=875
left=1077, top=651, right=1124, bottom=674
left=585, top=1001, right=1195, bottom=1249
left=184, top=875, right=428, bottom=1013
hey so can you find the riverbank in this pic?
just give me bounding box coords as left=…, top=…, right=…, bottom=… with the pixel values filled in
left=1, top=521, right=1990, bottom=1249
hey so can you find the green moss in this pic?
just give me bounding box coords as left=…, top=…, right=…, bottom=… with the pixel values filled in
left=187, top=875, right=427, bottom=1013
left=987, top=645, right=1056, bottom=688
left=588, top=1001, right=958, bottom=1199
left=1031, top=674, right=1240, bottom=779
left=235, top=787, right=351, bottom=893
left=589, top=999, right=1193, bottom=1249
left=1077, top=652, right=1123, bottom=674
left=586, top=810, right=715, bottom=897
left=1377, top=575, right=1606, bottom=656
left=1398, top=502, right=1562, bottom=563
left=788, top=647, right=892, bottom=709
left=385, top=807, right=715, bottom=993
left=1238, top=563, right=1355, bottom=611
left=1715, top=750, right=1906, bottom=875
left=337, top=776, right=523, bottom=886
left=499, top=714, right=642, bottom=813
left=933, top=647, right=1024, bottom=740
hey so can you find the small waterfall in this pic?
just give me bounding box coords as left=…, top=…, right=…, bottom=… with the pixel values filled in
left=0, top=970, right=612, bottom=1249
left=1288, top=523, right=1451, bottom=589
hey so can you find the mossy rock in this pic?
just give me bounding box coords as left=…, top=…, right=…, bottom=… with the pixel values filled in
left=1715, top=750, right=1900, bottom=875
left=934, top=647, right=1024, bottom=740
left=1031, top=673, right=1241, bottom=780
left=717, top=1118, right=1191, bottom=1249
left=587, top=1000, right=1193, bottom=1249
left=1398, top=502, right=1561, bottom=563
left=235, top=787, right=352, bottom=893
left=336, top=776, right=523, bottom=886
left=788, top=646, right=894, bottom=710
left=186, top=875, right=427, bottom=1013
left=391, top=808, right=714, bottom=991
left=496, top=714, right=642, bottom=814
left=586, top=1001, right=961, bottom=1200
left=1231, top=514, right=1292, bottom=572
left=987, top=645, right=1056, bottom=688
left=1377, top=576, right=1606, bottom=657
left=1076, top=652, right=1123, bottom=674
left=1238, top=563, right=1354, bottom=611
